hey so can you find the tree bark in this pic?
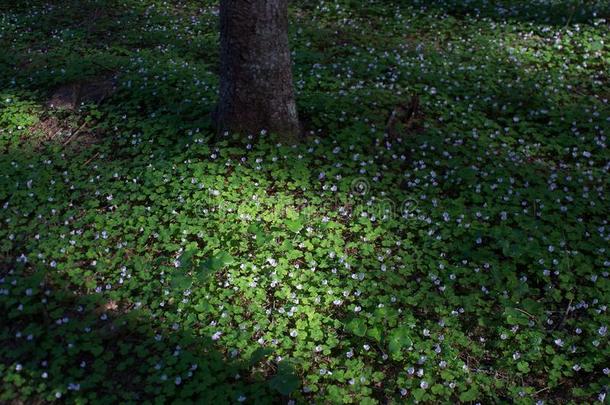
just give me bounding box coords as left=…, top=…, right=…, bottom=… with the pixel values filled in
left=216, top=0, right=300, bottom=140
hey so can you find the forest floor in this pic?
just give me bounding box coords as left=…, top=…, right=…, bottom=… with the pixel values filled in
left=1, top=0, right=609, bottom=403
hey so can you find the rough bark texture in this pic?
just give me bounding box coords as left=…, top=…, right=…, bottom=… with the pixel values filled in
left=216, top=0, right=300, bottom=140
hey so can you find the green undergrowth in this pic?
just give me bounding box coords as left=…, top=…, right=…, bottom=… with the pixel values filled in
left=0, top=0, right=609, bottom=403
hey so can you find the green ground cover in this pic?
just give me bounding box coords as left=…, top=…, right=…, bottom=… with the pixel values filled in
left=0, top=0, right=609, bottom=403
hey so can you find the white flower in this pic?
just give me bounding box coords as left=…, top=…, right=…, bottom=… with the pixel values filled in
left=211, top=331, right=222, bottom=341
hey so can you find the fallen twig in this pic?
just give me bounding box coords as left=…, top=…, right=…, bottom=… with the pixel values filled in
left=62, top=121, right=88, bottom=146
left=554, top=298, right=573, bottom=330
left=515, top=308, right=535, bottom=319
left=82, top=152, right=100, bottom=166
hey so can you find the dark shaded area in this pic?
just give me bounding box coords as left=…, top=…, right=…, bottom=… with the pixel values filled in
left=0, top=0, right=220, bottom=143
left=376, top=0, right=610, bottom=26
left=1, top=265, right=278, bottom=403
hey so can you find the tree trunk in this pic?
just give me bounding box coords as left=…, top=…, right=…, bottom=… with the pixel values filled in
left=216, top=0, right=300, bottom=140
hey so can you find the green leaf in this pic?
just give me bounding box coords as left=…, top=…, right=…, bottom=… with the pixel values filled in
left=171, top=271, right=192, bottom=290
left=196, top=251, right=234, bottom=281
left=248, top=348, right=273, bottom=367
left=215, top=251, right=235, bottom=267
left=269, top=372, right=300, bottom=395
left=413, top=388, right=426, bottom=401
left=179, top=248, right=196, bottom=269
left=459, top=387, right=479, bottom=402
left=248, top=223, right=272, bottom=246
left=367, top=326, right=382, bottom=342
left=90, top=345, right=104, bottom=357
left=521, top=299, right=542, bottom=317
left=517, top=361, right=530, bottom=373
left=194, top=301, right=210, bottom=313
left=388, top=326, right=413, bottom=356
left=285, top=218, right=303, bottom=233
left=27, top=270, right=45, bottom=288
left=590, top=40, right=603, bottom=51
left=504, top=308, right=530, bottom=326
left=345, top=318, right=367, bottom=337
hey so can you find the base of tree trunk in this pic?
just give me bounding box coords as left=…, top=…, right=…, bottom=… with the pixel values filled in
left=216, top=0, right=300, bottom=141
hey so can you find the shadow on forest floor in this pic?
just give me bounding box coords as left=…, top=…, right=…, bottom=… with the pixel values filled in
left=1, top=263, right=279, bottom=403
